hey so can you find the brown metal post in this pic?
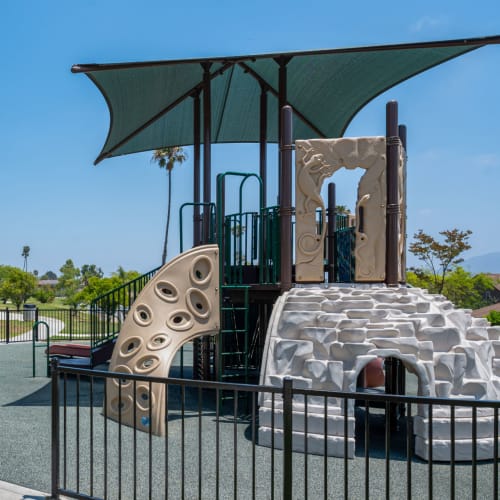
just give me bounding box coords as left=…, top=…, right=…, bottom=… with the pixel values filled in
left=280, top=105, right=293, bottom=292
left=327, top=183, right=336, bottom=283
left=201, top=63, right=212, bottom=379
left=202, top=62, right=212, bottom=245
left=399, top=124, right=407, bottom=284
left=259, top=85, right=268, bottom=208
left=193, top=91, right=201, bottom=247
left=277, top=56, right=291, bottom=205
left=385, top=101, right=400, bottom=286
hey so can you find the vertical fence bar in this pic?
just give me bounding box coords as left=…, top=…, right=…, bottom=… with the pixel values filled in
left=494, top=406, right=498, bottom=499
left=428, top=404, right=433, bottom=500
left=6, top=308, right=9, bottom=343
left=365, top=400, right=370, bottom=500
left=283, top=378, right=293, bottom=500
left=450, top=405, right=455, bottom=500
left=51, top=360, right=60, bottom=500
left=406, top=402, right=412, bottom=500
left=385, top=400, right=391, bottom=500
left=472, top=406, right=477, bottom=500
left=344, top=396, right=348, bottom=499
left=234, top=390, right=238, bottom=499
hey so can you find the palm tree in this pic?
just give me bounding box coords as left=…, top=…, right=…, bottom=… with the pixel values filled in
left=22, top=245, right=30, bottom=272
left=151, top=147, right=187, bottom=265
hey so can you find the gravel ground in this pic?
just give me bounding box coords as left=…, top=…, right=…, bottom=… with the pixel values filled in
left=0, top=343, right=497, bottom=499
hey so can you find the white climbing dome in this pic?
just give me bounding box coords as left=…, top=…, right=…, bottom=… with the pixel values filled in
left=259, top=284, right=500, bottom=461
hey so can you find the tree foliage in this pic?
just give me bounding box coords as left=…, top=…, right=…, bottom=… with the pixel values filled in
left=0, top=267, right=37, bottom=308
left=57, top=259, right=81, bottom=308
left=409, top=228, right=472, bottom=294
left=487, top=311, right=500, bottom=326
left=407, top=266, right=495, bottom=310
left=80, top=264, right=104, bottom=287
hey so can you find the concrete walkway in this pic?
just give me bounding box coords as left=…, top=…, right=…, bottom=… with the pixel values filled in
left=0, top=479, right=50, bottom=499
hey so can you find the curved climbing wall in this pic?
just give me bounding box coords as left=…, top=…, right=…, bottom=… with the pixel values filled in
left=106, top=244, right=219, bottom=436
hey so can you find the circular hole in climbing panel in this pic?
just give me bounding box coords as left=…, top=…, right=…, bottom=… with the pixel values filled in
left=186, top=288, right=211, bottom=320
left=147, top=333, right=171, bottom=351
left=136, top=385, right=155, bottom=411
left=135, top=354, right=161, bottom=374
left=190, top=256, right=213, bottom=286
left=119, top=337, right=143, bottom=358
left=133, top=304, right=153, bottom=327
left=154, top=280, right=179, bottom=303
left=112, top=365, right=133, bottom=388
left=110, top=394, right=133, bottom=415
left=166, top=310, right=194, bottom=331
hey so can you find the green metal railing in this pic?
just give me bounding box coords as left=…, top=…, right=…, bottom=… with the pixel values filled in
left=89, top=266, right=160, bottom=348
left=179, top=202, right=216, bottom=252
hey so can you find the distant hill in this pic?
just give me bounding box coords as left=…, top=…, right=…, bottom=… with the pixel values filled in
left=463, top=252, right=500, bottom=274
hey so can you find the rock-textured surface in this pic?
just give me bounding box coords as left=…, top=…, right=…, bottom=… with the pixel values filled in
left=259, top=285, right=500, bottom=461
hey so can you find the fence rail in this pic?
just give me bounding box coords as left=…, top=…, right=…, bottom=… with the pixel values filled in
left=51, top=362, right=500, bottom=500
left=0, top=308, right=93, bottom=343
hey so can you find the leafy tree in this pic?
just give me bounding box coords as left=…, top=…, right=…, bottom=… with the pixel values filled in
left=442, top=267, right=494, bottom=309
left=409, top=229, right=472, bottom=294
left=40, top=270, right=57, bottom=280
left=57, top=259, right=81, bottom=308
left=151, top=147, right=187, bottom=265
left=487, top=311, right=500, bottom=326
left=75, top=275, right=123, bottom=306
left=22, top=245, right=30, bottom=272
left=112, top=266, right=140, bottom=283
left=80, top=264, right=104, bottom=287
left=0, top=268, right=37, bottom=308
left=33, top=285, right=56, bottom=304
left=0, top=265, right=19, bottom=303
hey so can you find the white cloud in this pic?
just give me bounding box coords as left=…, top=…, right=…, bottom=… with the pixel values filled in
left=410, top=16, right=448, bottom=33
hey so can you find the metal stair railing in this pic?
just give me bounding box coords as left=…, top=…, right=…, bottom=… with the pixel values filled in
left=89, top=266, right=161, bottom=349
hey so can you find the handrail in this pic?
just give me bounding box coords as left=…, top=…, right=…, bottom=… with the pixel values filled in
left=32, top=320, right=50, bottom=377
left=89, top=266, right=161, bottom=348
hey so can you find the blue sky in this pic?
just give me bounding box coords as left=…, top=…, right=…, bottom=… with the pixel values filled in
left=1, top=1, right=500, bottom=276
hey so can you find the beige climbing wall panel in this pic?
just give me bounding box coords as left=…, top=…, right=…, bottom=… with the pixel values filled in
left=295, top=137, right=387, bottom=283
left=105, top=244, right=219, bottom=436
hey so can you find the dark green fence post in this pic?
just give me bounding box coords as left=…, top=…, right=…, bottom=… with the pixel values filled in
left=69, top=310, right=73, bottom=341
left=283, top=377, right=293, bottom=499
left=5, top=308, right=9, bottom=344
left=51, top=358, right=60, bottom=499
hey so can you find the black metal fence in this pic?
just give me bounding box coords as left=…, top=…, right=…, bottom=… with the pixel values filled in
left=0, top=308, right=93, bottom=343
left=51, top=363, right=500, bottom=500
left=90, top=267, right=160, bottom=349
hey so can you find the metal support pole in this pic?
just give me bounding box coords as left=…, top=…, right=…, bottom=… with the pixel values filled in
left=200, top=62, right=213, bottom=379
left=280, top=105, right=293, bottom=292
left=327, top=183, right=336, bottom=283
left=202, top=62, right=212, bottom=244
left=385, top=101, right=400, bottom=286
left=51, top=359, right=60, bottom=499
left=399, top=124, right=408, bottom=284
left=259, top=85, right=268, bottom=208
left=283, top=377, right=293, bottom=500
left=193, top=91, right=201, bottom=246
left=277, top=56, right=290, bottom=205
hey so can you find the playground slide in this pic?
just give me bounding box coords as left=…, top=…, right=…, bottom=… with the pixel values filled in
left=105, top=244, right=220, bottom=436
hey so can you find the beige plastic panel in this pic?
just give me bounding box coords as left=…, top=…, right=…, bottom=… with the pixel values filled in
left=295, top=137, right=386, bottom=283
left=105, top=244, right=219, bottom=436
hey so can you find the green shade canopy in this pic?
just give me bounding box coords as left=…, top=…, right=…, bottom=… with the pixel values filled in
left=72, top=36, right=500, bottom=165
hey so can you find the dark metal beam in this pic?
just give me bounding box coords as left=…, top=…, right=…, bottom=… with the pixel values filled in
left=72, top=34, right=500, bottom=74
left=327, top=183, right=336, bottom=283
left=385, top=101, right=400, bottom=286
left=238, top=62, right=327, bottom=138
left=202, top=62, right=212, bottom=244
left=280, top=105, right=293, bottom=292
left=259, top=85, right=268, bottom=208
left=193, top=91, right=201, bottom=246
left=399, top=124, right=408, bottom=284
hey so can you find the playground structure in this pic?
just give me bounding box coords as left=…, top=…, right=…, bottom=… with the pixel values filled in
left=72, top=36, right=500, bottom=461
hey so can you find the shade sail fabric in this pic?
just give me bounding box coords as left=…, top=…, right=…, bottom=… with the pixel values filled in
left=72, top=36, right=500, bottom=164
